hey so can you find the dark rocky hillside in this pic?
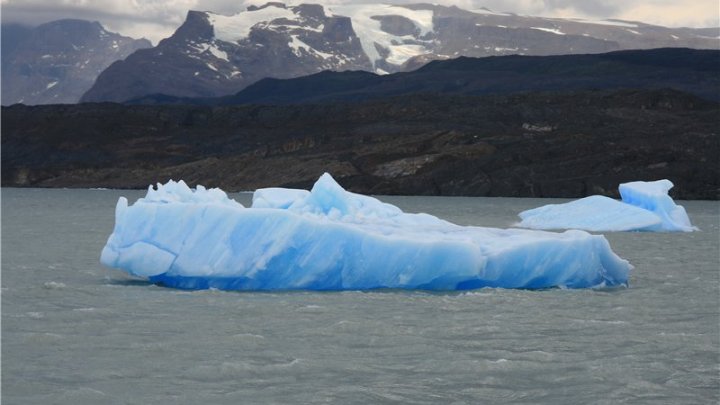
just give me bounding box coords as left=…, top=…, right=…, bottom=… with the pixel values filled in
left=128, top=48, right=720, bottom=105
left=3, top=88, right=718, bottom=199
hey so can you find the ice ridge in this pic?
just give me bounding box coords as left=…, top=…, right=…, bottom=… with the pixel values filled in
left=101, top=174, right=631, bottom=291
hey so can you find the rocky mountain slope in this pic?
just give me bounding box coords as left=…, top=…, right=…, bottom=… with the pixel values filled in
left=127, top=48, right=720, bottom=105
left=81, top=2, right=719, bottom=103
left=4, top=89, right=718, bottom=199
left=1, top=19, right=151, bottom=105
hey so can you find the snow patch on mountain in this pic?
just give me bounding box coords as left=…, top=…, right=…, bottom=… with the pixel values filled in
left=569, top=18, right=639, bottom=28
left=531, top=27, right=566, bottom=35
left=207, top=5, right=297, bottom=43
left=208, top=45, right=228, bottom=61
left=470, top=8, right=509, bottom=16
left=288, top=34, right=333, bottom=59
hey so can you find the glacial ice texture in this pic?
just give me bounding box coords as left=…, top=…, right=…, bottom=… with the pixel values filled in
left=518, top=179, right=696, bottom=232
left=101, top=174, right=631, bottom=291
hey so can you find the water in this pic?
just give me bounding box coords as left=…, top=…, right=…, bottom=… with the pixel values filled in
left=2, top=188, right=718, bottom=404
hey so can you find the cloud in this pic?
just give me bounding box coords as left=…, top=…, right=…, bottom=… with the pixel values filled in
left=2, top=0, right=718, bottom=44
left=541, top=0, right=618, bottom=17
left=618, top=1, right=720, bottom=28
left=1, top=0, right=197, bottom=43
left=545, top=0, right=718, bottom=27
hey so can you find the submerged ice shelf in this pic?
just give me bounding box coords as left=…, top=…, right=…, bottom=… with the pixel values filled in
left=101, top=174, right=631, bottom=291
left=517, top=179, right=696, bottom=232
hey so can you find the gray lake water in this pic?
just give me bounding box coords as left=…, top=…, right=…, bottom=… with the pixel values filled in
left=2, top=188, right=719, bottom=404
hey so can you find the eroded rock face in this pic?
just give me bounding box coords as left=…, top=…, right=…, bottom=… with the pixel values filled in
left=3, top=89, right=718, bottom=199
left=371, top=15, right=420, bottom=37
left=1, top=20, right=151, bottom=105
left=80, top=5, right=372, bottom=103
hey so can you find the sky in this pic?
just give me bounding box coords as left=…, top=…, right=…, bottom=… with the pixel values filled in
left=2, top=0, right=718, bottom=44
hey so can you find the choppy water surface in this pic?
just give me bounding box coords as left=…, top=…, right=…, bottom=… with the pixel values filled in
left=2, top=189, right=718, bottom=404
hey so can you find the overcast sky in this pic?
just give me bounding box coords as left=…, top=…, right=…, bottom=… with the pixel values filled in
left=2, top=0, right=718, bottom=44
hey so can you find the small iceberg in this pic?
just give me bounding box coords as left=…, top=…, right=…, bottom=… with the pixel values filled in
left=101, top=173, right=631, bottom=291
left=517, top=180, right=696, bottom=232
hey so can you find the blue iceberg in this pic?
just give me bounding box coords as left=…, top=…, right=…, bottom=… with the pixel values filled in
left=101, top=174, right=631, bottom=291
left=518, top=180, right=696, bottom=232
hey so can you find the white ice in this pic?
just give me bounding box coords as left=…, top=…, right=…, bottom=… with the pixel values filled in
left=207, top=5, right=297, bottom=43
left=206, top=3, right=435, bottom=70
left=327, top=4, right=434, bottom=69
left=517, top=179, right=696, bottom=232
left=530, top=27, right=566, bottom=35
left=618, top=180, right=696, bottom=232
left=567, top=18, right=639, bottom=28
left=101, top=174, right=631, bottom=291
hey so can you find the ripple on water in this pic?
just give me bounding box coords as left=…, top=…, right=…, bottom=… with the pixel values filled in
left=184, top=358, right=302, bottom=382
left=42, top=281, right=67, bottom=289
left=57, top=387, right=107, bottom=402
left=2, top=191, right=718, bottom=404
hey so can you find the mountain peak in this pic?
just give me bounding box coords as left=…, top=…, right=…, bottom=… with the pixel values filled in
left=72, top=2, right=720, bottom=103
left=1, top=20, right=151, bottom=105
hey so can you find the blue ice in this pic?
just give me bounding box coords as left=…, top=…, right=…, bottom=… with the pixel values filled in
left=101, top=174, right=631, bottom=291
left=518, top=179, right=696, bottom=232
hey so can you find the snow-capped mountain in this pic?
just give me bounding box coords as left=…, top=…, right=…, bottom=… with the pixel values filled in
left=80, top=2, right=719, bottom=103
left=1, top=20, right=151, bottom=105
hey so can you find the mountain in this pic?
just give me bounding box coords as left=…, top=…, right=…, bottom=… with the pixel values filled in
left=1, top=23, right=34, bottom=56
left=1, top=19, right=151, bottom=105
left=80, top=2, right=719, bottom=103
left=4, top=89, right=719, bottom=199
left=126, top=48, right=720, bottom=105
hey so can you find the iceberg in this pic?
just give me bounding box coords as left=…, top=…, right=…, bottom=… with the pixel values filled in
left=518, top=179, right=696, bottom=232
left=101, top=174, right=631, bottom=291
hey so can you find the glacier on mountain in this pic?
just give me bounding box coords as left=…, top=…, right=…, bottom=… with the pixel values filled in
left=207, top=6, right=299, bottom=43
left=517, top=180, right=696, bottom=232
left=101, top=173, right=631, bottom=291
left=326, top=4, right=434, bottom=68
left=79, top=1, right=720, bottom=103
left=205, top=2, right=437, bottom=72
